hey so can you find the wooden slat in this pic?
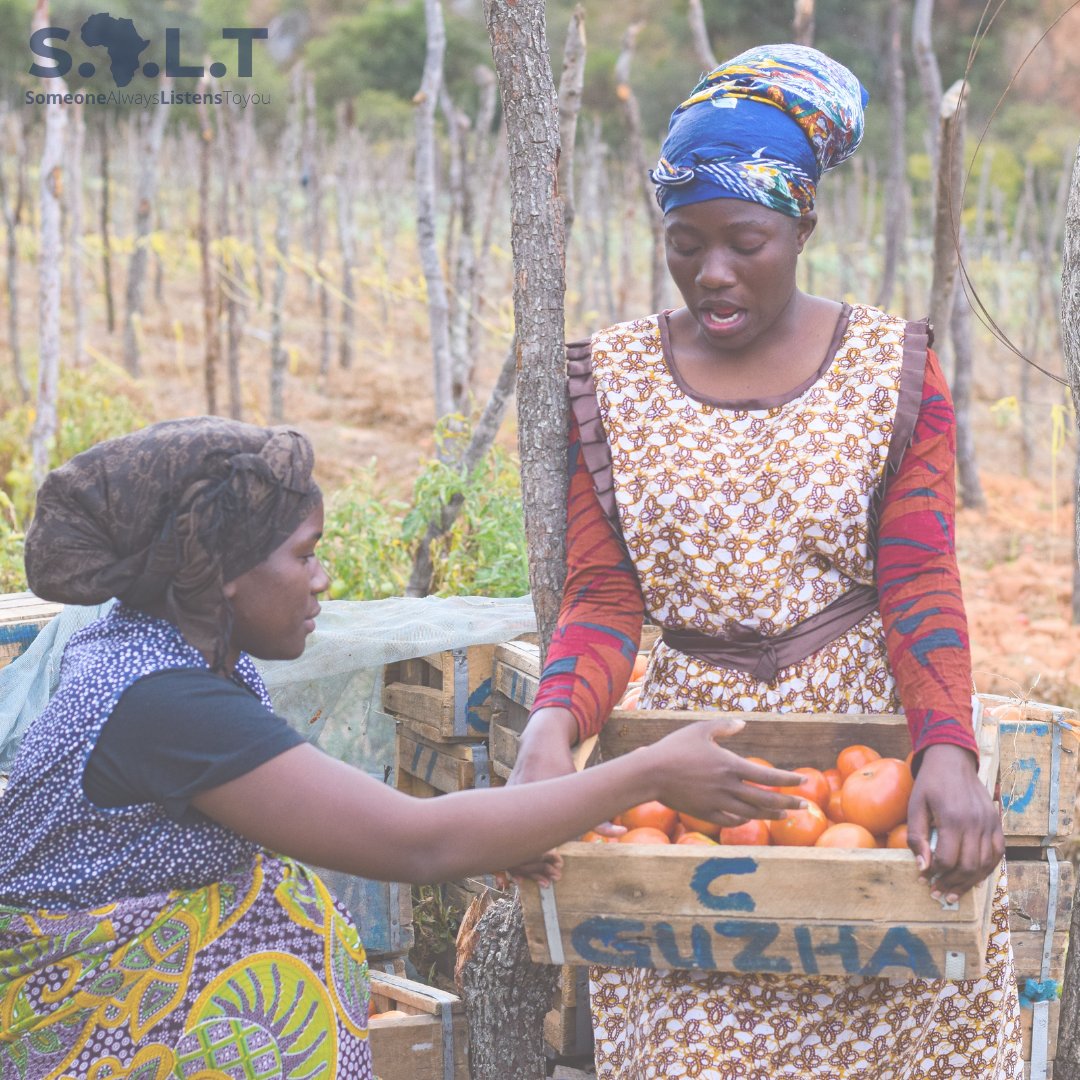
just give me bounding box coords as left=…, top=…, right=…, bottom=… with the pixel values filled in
left=1008, top=859, right=1074, bottom=935
left=494, top=640, right=541, bottom=678
left=368, top=973, right=469, bottom=1080
left=0, top=593, right=62, bottom=670
left=395, top=728, right=486, bottom=794
left=1019, top=999, right=1059, bottom=1062
left=1011, top=930, right=1067, bottom=982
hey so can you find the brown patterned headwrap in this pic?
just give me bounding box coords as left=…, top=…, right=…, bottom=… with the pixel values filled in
left=24, top=417, right=321, bottom=667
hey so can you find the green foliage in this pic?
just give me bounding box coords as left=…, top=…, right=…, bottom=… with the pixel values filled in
left=0, top=361, right=149, bottom=530
left=320, top=433, right=528, bottom=602
left=351, top=88, right=415, bottom=141
left=0, top=491, right=26, bottom=595
left=306, top=1, right=491, bottom=120
left=409, top=884, right=461, bottom=988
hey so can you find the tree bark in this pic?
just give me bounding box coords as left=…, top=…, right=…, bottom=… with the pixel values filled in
left=687, top=0, right=718, bottom=74
left=67, top=104, right=86, bottom=369
left=270, top=72, right=302, bottom=423
left=416, top=0, right=455, bottom=423
left=792, top=0, right=815, bottom=46
left=122, top=80, right=170, bottom=376
left=912, top=0, right=944, bottom=176
left=1058, top=137, right=1080, bottom=1073
left=336, top=104, right=358, bottom=372
left=876, top=0, right=906, bottom=310
left=98, top=112, right=116, bottom=333
left=0, top=110, right=28, bottom=401
left=615, top=21, right=666, bottom=314
left=31, top=13, right=66, bottom=490
left=305, top=74, right=332, bottom=380
left=928, top=82, right=965, bottom=351
left=458, top=3, right=570, bottom=1076
left=557, top=5, right=586, bottom=235
left=197, top=93, right=220, bottom=415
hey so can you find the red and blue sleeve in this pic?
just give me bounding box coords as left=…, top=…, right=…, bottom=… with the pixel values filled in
left=877, top=349, right=978, bottom=761
left=530, top=415, right=645, bottom=740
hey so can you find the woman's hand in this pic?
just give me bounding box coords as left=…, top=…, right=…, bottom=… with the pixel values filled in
left=906, top=743, right=1004, bottom=904
left=645, top=718, right=809, bottom=828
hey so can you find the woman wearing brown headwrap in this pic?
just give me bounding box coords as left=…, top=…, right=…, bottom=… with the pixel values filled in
left=0, top=417, right=808, bottom=1079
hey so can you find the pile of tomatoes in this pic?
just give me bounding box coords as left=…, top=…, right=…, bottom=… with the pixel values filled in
left=583, top=743, right=914, bottom=849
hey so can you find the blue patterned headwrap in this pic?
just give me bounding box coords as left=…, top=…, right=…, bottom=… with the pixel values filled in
left=651, top=44, right=868, bottom=218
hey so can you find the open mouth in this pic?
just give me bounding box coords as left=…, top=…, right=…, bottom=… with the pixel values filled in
left=700, top=306, right=744, bottom=332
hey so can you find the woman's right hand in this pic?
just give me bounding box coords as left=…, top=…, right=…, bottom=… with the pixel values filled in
left=642, top=717, right=808, bottom=828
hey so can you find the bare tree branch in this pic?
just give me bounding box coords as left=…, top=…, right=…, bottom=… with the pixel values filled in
left=687, top=0, right=718, bottom=72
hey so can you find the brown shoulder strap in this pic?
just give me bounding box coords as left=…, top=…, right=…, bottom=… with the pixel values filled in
left=566, top=339, right=620, bottom=530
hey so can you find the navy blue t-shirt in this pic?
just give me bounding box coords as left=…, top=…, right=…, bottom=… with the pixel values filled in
left=83, top=667, right=305, bottom=823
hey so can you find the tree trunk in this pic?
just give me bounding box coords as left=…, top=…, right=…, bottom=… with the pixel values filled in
left=270, top=72, right=302, bottom=424
left=122, top=81, right=170, bottom=376
left=458, top=3, right=570, bottom=1077
left=927, top=81, right=966, bottom=351
left=305, top=74, right=331, bottom=380
left=197, top=93, right=220, bottom=415
left=687, top=0, right=718, bottom=73
left=876, top=0, right=906, bottom=310
left=1057, top=137, right=1080, bottom=1074
left=67, top=104, right=86, bottom=369
left=219, top=102, right=243, bottom=421
left=98, top=112, right=115, bottom=334
left=615, top=21, right=666, bottom=315
left=0, top=111, right=28, bottom=401
left=336, top=104, right=358, bottom=372
left=31, top=68, right=66, bottom=490
left=792, top=0, right=815, bottom=46
left=950, top=266, right=985, bottom=508
left=912, top=0, right=944, bottom=176
left=416, top=0, right=455, bottom=423
left=557, top=5, right=586, bottom=236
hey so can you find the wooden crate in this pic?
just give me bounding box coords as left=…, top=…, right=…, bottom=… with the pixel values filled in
left=384, top=643, right=501, bottom=741
left=544, top=964, right=593, bottom=1058
left=979, top=695, right=1078, bottom=846
left=1009, top=856, right=1072, bottom=1076
left=396, top=725, right=496, bottom=795
left=520, top=710, right=1000, bottom=979
left=0, top=592, right=62, bottom=670
left=367, top=971, right=469, bottom=1080
left=316, top=871, right=414, bottom=962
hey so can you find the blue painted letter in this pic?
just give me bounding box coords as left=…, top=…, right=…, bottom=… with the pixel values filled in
left=571, top=917, right=653, bottom=967
left=690, top=857, right=758, bottom=912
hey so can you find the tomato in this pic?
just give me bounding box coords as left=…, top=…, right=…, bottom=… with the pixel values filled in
left=777, top=766, right=830, bottom=812
left=768, top=802, right=828, bottom=846
left=719, top=819, right=771, bottom=845
left=621, top=801, right=678, bottom=837
left=815, top=822, right=878, bottom=848
left=619, top=686, right=642, bottom=710
left=677, top=812, right=721, bottom=838
left=580, top=830, right=618, bottom=843
left=676, top=831, right=718, bottom=845
left=619, top=827, right=671, bottom=844
left=836, top=744, right=881, bottom=778
left=840, top=757, right=913, bottom=835
left=826, top=790, right=845, bottom=823
left=630, top=653, right=649, bottom=682
left=823, top=767, right=843, bottom=795
left=886, top=823, right=909, bottom=849
left=369, top=1010, right=409, bottom=1023
left=671, top=821, right=688, bottom=842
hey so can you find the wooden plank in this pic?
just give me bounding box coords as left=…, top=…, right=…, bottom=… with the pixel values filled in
left=544, top=965, right=593, bottom=1057
left=383, top=642, right=500, bottom=740
left=1010, top=930, right=1067, bottom=983
left=1023, top=1060, right=1054, bottom=1080
left=1008, top=859, right=1074, bottom=936
left=395, top=728, right=489, bottom=794
left=982, top=695, right=1079, bottom=844
left=520, top=712, right=998, bottom=977
left=494, top=640, right=541, bottom=679
left=368, top=972, right=469, bottom=1080
left=0, top=592, right=63, bottom=670
left=1019, top=999, right=1059, bottom=1062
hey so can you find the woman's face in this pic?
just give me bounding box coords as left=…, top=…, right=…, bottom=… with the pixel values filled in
left=222, top=502, right=329, bottom=663
left=664, top=199, right=816, bottom=355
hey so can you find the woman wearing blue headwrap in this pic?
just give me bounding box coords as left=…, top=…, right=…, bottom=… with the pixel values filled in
left=513, top=44, right=1023, bottom=1078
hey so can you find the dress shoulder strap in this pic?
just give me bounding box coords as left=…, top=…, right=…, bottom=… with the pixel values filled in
left=566, top=338, right=620, bottom=530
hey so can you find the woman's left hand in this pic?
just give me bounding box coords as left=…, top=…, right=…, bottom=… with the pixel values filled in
left=906, top=743, right=1004, bottom=904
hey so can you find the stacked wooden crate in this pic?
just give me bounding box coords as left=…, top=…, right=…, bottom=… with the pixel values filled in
left=367, top=970, right=469, bottom=1079
left=0, top=592, right=63, bottom=672
left=983, top=695, right=1078, bottom=1080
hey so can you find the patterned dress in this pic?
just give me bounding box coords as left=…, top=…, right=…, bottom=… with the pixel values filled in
left=536, top=305, right=1022, bottom=1079
left=0, top=606, right=373, bottom=1080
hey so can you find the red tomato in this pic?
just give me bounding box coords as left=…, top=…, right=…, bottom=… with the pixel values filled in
left=677, top=812, right=721, bottom=838
left=630, top=653, right=649, bottom=682
left=777, top=766, right=830, bottom=812
left=815, top=822, right=878, bottom=848
left=676, top=831, right=718, bottom=846
left=823, top=767, right=844, bottom=795
left=671, top=821, right=688, bottom=842
left=619, top=686, right=642, bottom=710
left=619, top=827, right=671, bottom=845
left=886, top=823, right=909, bottom=849
left=719, top=819, right=772, bottom=846
left=768, top=802, right=829, bottom=847
left=579, top=830, right=618, bottom=843
left=836, top=744, right=881, bottom=779
left=840, top=757, right=913, bottom=835
left=621, top=801, right=678, bottom=837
